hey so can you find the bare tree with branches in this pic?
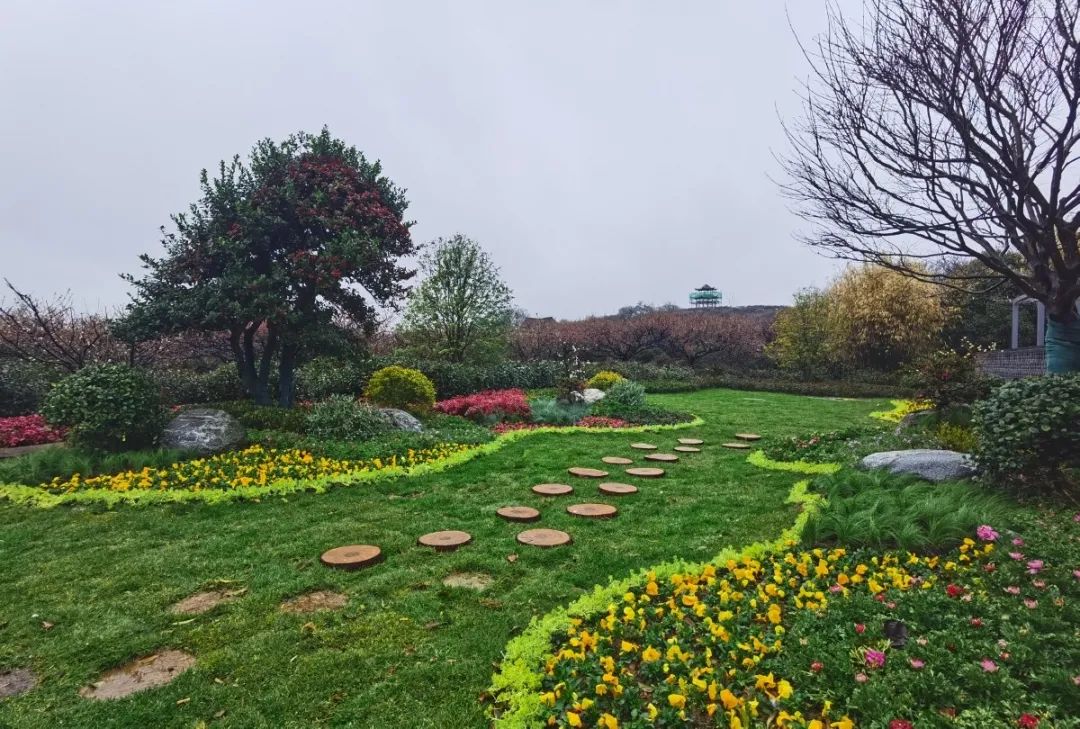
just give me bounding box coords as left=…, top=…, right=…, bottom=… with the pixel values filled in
left=781, top=0, right=1080, bottom=372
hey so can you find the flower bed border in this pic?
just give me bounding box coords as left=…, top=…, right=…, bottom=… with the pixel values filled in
left=0, top=417, right=704, bottom=508
left=488, top=476, right=826, bottom=728
left=746, top=449, right=842, bottom=475
left=868, top=398, right=930, bottom=423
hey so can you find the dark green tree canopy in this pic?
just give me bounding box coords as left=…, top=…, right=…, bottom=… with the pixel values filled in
left=120, top=128, right=417, bottom=405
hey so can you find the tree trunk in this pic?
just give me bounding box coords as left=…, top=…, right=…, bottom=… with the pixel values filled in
left=253, top=327, right=277, bottom=406
left=278, top=340, right=297, bottom=408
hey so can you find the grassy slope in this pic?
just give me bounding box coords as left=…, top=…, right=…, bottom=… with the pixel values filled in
left=0, top=389, right=886, bottom=729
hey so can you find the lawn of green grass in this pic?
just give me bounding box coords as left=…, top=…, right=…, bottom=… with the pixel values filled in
left=0, top=389, right=888, bottom=728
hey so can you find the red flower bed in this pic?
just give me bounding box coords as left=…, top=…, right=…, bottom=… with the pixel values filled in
left=575, top=416, right=629, bottom=429
left=434, top=389, right=531, bottom=422
left=0, top=414, right=67, bottom=448
left=492, top=422, right=541, bottom=435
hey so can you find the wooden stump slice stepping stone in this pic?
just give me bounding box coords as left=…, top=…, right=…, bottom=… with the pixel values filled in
left=417, top=530, right=473, bottom=552
left=517, top=528, right=572, bottom=548
left=497, top=505, right=541, bottom=523
left=625, top=467, right=665, bottom=478
left=673, top=446, right=701, bottom=453
left=735, top=433, right=762, bottom=441
left=722, top=442, right=752, bottom=450
left=598, top=482, right=638, bottom=496
left=566, top=503, right=618, bottom=519
left=532, top=483, right=574, bottom=496
left=678, top=438, right=704, bottom=445
left=630, top=442, right=658, bottom=450
left=320, top=544, right=384, bottom=570
left=568, top=467, right=608, bottom=478
left=644, top=453, right=679, bottom=463
left=602, top=456, right=633, bottom=465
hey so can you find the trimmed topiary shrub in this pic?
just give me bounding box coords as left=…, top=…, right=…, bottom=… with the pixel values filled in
left=363, top=366, right=436, bottom=412
left=304, top=395, right=393, bottom=441
left=41, top=364, right=165, bottom=451
left=972, top=373, right=1080, bottom=487
left=584, top=370, right=625, bottom=391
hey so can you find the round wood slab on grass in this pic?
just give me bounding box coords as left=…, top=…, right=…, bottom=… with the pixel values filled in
left=735, top=433, right=762, bottom=441
left=320, top=544, right=384, bottom=570
left=601, top=456, right=633, bottom=465
left=567, top=467, right=608, bottom=478
left=644, top=453, right=679, bottom=463
left=566, top=503, right=618, bottom=519
left=678, top=438, right=704, bottom=445
left=598, top=482, right=638, bottom=496
left=625, top=467, right=665, bottom=478
left=496, top=505, right=541, bottom=523
left=673, top=445, right=701, bottom=453
left=532, top=483, right=574, bottom=496
left=722, top=442, right=752, bottom=450
left=417, top=530, right=473, bottom=552
left=516, top=528, right=572, bottom=548
left=630, top=442, right=658, bottom=450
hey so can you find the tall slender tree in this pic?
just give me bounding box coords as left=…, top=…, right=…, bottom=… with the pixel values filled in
left=120, top=128, right=416, bottom=405
left=782, top=0, right=1080, bottom=372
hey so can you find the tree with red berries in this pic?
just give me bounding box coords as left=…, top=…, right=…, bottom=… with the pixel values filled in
left=119, top=128, right=417, bottom=405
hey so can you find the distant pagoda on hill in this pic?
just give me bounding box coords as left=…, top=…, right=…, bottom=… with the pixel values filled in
left=688, top=284, right=722, bottom=309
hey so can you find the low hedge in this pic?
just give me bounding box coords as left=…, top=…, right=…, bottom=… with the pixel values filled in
left=642, top=374, right=912, bottom=399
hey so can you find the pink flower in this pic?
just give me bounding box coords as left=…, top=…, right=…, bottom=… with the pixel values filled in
left=1005, top=586, right=1021, bottom=595
left=1024, top=599, right=1038, bottom=609
left=1032, top=579, right=1046, bottom=589
left=1026, top=559, right=1044, bottom=574
left=1012, top=537, right=1025, bottom=546
left=1073, top=570, right=1080, bottom=581
left=855, top=623, right=866, bottom=634
left=1073, top=513, right=1080, bottom=523
left=980, top=658, right=999, bottom=672
left=1072, top=675, right=1080, bottom=686
left=908, top=658, right=925, bottom=670
left=865, top=650, right=886, bottom=669
left=984, top=563, right=997, bottom=573
left=977, top=525, right=999, bottom=541
left=811, top=661, right=824, bottom=673
left=946, top=584, right=964, bottom=598
left=854, top=672, right=869, bottom=683
left=1018, top=714, right=1040, bottom=728
left=1009, top=552, right=1024, bottom=561
left=970, top=617, right=983, bottom=628
left=830, top=584, right=843, bottom=593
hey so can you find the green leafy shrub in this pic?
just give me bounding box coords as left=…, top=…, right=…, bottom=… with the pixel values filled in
left=597, top=379, right=646, bottom=409
left=972, top=373, right=1080, bottom=487
left=803, top=470, right=1013, bottom=550
left=529, top=397, right=590, bottom=425
left=41, top=364, right=165, bottom=451
left=305, top=395, right=393, bottom=441
left=205, top=400, right=310, bottom=433
left=0, top=360, right=62, bottom=416
left=296, top=357, right=370, bottom=400
left=584, top=370, right=625, bottom=391
left=904, top=344, right=996, bottom=410
left=363, top=366, right=436, bottom=411
left=153, top=364, right=246, bottom=405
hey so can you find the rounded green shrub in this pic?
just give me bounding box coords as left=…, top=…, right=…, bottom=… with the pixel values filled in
left=972, top=373, right=1080, bottom=486
left=363, top=366, right=436, bottom=411
left=584, top=370, right=625, bottom=391
left=597, top=379, right=646, bottom=410
left=41, top=364, right=165, bottom=451
left=305, top=395, right=393, bottom=441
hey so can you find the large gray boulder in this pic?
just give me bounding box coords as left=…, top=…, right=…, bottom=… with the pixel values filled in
left=377, top=408, right=423, bottom=432
left=859, top=449, right=977, bottom=482
left=581, top=388, right=606, bottom=405
left=162, top=408, right=246, bottom=454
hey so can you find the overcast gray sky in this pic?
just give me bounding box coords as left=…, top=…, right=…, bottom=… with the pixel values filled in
left=1, top=1, right=853, bottom=320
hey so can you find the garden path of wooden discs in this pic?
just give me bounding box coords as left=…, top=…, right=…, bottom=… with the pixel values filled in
left=602, top=456, right=633, bottom=465
left=722, top=442, right=752, bottom=450
left=598, top=482, right=638, bottom=496
left=735, top=433, right=762, bottom=441
left=566, top=503, right=618, bottom=519
left=320, top=545, right=384, bottom=570
left=532, top=483, right=574, bottom=496
left=644, top=453, right=679, bottom=463
left=673, top=446, right=701, bottom=453
left=568, top=467, right=608, bottom=478
left=625, top=467, right=665, bottom=478
left=517, top=528, right=572, bottom=548
left=497, top=506, right=541, bottom=523
left=417, top=530, right=473, bottom=552
left=630, top=443, right=658, bottom=450
left=678, top=438, right=704, bottom=445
